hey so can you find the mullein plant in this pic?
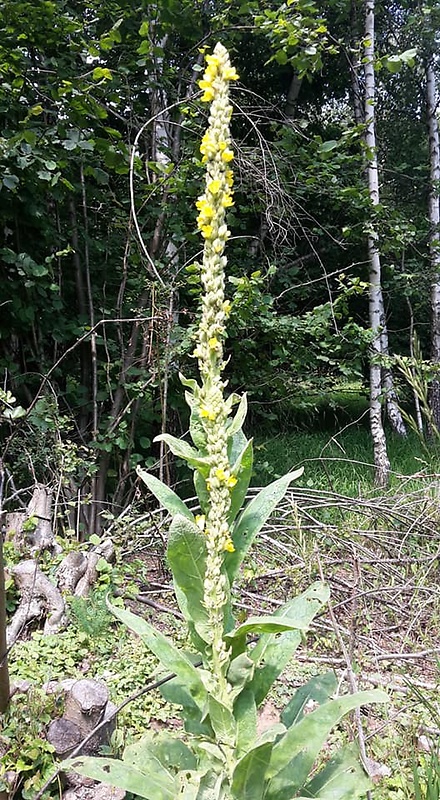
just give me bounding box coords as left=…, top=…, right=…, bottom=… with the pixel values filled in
left=67, top=44, right=387, bottom=799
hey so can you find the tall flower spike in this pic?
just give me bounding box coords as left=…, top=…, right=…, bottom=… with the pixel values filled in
left=194, top=43, right=239, bottom=701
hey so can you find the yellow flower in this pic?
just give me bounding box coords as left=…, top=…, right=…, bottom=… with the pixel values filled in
left=201, top=224, right=213, bottom=238
left=224, top=540, right=235, bottom=552
left=222, top=194, right=234, bottom=208
left=208, top=337, right=219, bottom=349
left=208, top=179, right=221, bottom=195
left=224, top=66, right=239, bottom=81
left=206, top=54, right=221, bottom=69
left=195, top=514, right=206, bottom=531
left=201, top=87, right=215, bottom=103
left=221, top=148, right=234, bottom=163
left=222, top=300, right=232, bottom=316
left=226, top=475, right=237, bottom=488
left=200, top=406, right=216, bottom=421
left=226, top=170, right=234, bottom=187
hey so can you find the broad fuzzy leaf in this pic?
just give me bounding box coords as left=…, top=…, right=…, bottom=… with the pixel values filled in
left=107, top=599, right=206, bottom=710
left=225, top=470, right=304, bottom=583
left=234, top=688, right=257, bottom=756
left=301, top=743, right=372, bottom=799
left=208, top=695, right=236, bottom=745
left=265, top=690, right=388, bottom=800
left=136, top=467, right=195, bottom=522
left=154, top=433, right=210, bottom=474
left=281, top=671, right=337, bottom=728
left=228, top=438, right=253, bottom=524
left=65, top=755, right=176, bottom=800
left=231, top=742, right=273, bottom=800
left=225, top=610, right=322, bottom=642
left=124, top=733, right=197, bottom=773
left=167, top=514, right=211, bottom=642
left=248, top=583, right=330, bottom=706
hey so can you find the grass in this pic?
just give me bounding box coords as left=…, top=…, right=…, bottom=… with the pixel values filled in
left=251, top=383, right=440, bottom=496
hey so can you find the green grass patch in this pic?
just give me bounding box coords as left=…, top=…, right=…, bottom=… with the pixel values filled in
left=252, top=427, right=439, bottom=495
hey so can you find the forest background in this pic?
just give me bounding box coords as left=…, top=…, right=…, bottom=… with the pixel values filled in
left=2, top=0, right=440, bottom=530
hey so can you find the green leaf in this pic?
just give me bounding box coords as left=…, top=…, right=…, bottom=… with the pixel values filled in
left=189, top=403, right=207, bottom=452
left=281, top=671, right=337, bottom=728
left=208, top=695, right=236, bottom=745
left=301, top=744, right=372, bottom=799
left=3, top=174, right=19, bottom=190
left=64, top=755, right=176, bottom=800
left=234, top=688, right=257, bottom=756
left=107, top=598, right=207, bottom=709
left=225, top=470, right=304, bottom=583
left=227, top=652, right=255, bottom=695
left=167, top=514, right=211, bottom=642
left=179, top=373, right=199, bottom=392
left=248, top=583, right=330, bottom=706
left=225, top=614, right=316, bottom=642
left=231, top=742, right=273, bottom=800
left=124, top=733, right=197, bottom=773
left=265, top=690, right=388, bottom=800
left=92, top=66, right=113, bottom=80
left=228, top=438, right=253, bottom=524
left=139, top=20, right=150, bottom=36
left=136, top=467, right=195, bottom=522
left=194, top=470, right=210, bottom=514
left=227, top=393, right=248, bottom=435
left=154, top=433, right=210, bottom=474
left=318, top=140, right=339, bottom=153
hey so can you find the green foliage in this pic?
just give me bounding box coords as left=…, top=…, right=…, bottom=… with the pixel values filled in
left=68, top=591, right=113, bottom=640
left=0, top=687, right=58, bottom=798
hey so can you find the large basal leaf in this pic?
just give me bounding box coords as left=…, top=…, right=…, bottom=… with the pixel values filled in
left=154, top=433, right=210, bottom=475
left=64, top=755, right=176, bottom=800
left=281, top=671, right=337, bottom=728
left=228, top=438, right=253, bottom=525
left=247, top=583, right=330, bottom=706
left=136, top=467, right=195, bottom=522
left=225, top=470, right=304, bottom=583
left=194, top=769, right=228, bottom=800
left=167, top=514, right=211, bottom=642
left=107, top=599, right=206, bottom=710
left=231, top=741, right=273, bottom=800
left=301, top=743, right=372, bottom=799
left=265, top=690, right=389, bottom=800
left=124, top=733, right=197, bottom=773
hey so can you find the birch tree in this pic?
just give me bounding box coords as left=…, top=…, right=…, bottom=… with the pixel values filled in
left=364, top=0, right=391, bottom=486
left=427, top=59, right=440, bottom=428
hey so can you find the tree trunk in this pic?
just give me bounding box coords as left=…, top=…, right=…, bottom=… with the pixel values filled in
left=364, top=0, right=390, bottom=486
left=427, top=61, right=440, bottom=428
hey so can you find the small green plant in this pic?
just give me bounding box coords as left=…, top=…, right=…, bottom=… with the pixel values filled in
left=69, top=591, right=113, bottom=640
left=66, top=44, right=387, bottom=799
left=0, top=687, right=59, bottom=798
left=413, top=750, right=440, bottom=800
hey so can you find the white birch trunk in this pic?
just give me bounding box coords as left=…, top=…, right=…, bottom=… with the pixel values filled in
left=427, top=61, right=440, bottom=428
left=364, top=0, right=390, bottom=486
